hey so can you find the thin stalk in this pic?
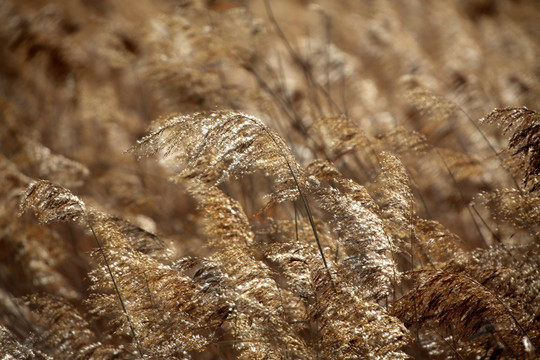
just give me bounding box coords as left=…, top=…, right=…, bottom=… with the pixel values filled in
left=435, top=148, right=489, bottom=247
left=462, top=273, right=536, bottom=354
left=257, top=121, right=337, bottom=293
left=263, top=0, right=344, bottom=115
left=85, top=219, right=144, bottom=358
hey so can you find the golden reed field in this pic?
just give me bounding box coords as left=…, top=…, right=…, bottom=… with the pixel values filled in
left=1, top=0, right=539, bottom=358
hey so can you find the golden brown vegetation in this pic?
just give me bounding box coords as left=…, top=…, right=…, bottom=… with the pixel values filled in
left=1, top=0, right=539, bottom=359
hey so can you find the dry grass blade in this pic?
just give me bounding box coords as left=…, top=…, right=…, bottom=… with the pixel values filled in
left=135, top=110, right=304, bottom=204
left=136, top=110, right=336, bottom=290
left=15, top=138, right=89, bottom=188
left=20, top=293, right=122, bottom=360
left=87, top=226, right=227, bottom=358
left=308, top=160, right=398, bottom=301
left=310, top=115, right=373, bottom=160
left=393, top=268, right=536, bottom=359
left=447, top=243, right=540, bottom=321
left=259, top=217, right=335, bottom=295
left=482, top=107, right=540, bottom=192
left=394, top=271, right=510, bottom=336
left=0, top=324, right=50, bottom=360
left=19, top=179, right=86, bottom=224
left=87, top=211, right=169, bottom=260
left=309, top=262, right=409, bottom=359
left=189, top=181, right=312, bottom=358
left=260, top=233, right=409, bottom=359
left=400, top=75, right=457, bottom=128
left=371, top=152, right=414, bottom=255
left=376, top=127, right=431, bottom=157
left=413, top=218, right=465, bottom=265
left=18, top=180, right=143, bottom=357
left=479, top=188, right=540, bottom=238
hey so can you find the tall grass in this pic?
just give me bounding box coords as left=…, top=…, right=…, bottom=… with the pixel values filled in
left=1, top=0, right=539, bottom=358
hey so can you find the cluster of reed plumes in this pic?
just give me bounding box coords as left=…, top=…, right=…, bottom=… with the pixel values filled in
left=1, top=0, right=539, bottom=359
